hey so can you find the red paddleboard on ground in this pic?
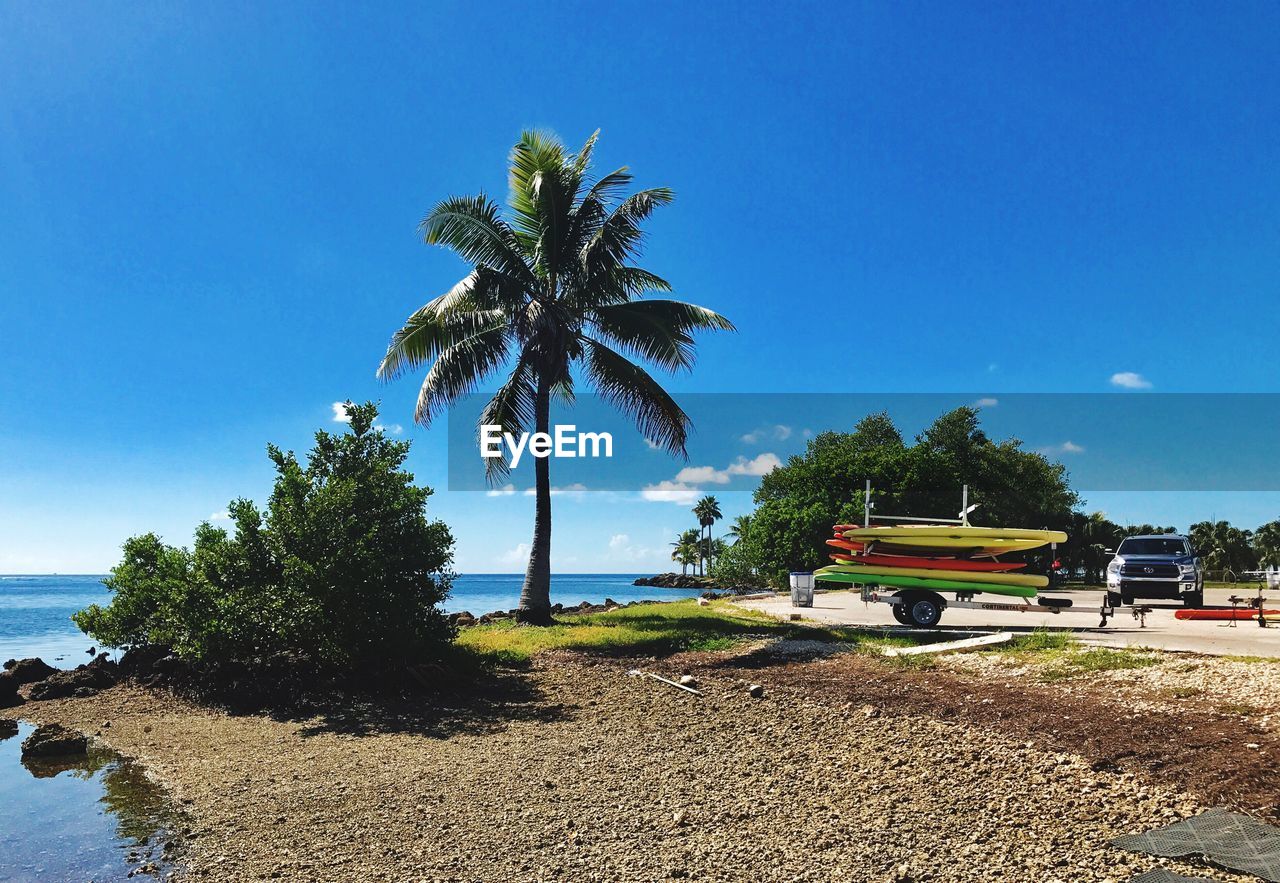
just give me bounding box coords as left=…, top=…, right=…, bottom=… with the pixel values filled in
left=850, top=553, right=1026, bottom=572
left=1175, top=608, right=1280, bottom=621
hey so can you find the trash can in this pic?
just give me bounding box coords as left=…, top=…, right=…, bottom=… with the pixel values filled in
left=790, top=572, right=815, bottom=607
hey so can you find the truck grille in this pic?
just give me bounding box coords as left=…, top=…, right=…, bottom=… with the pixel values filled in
left=1120, top=563, right=1180, bottom=579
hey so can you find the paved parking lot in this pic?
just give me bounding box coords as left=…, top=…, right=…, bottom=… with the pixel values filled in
left=736, top=586, right=1280, bottom=657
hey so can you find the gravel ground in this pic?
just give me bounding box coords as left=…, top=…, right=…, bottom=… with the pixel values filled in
left=948, top=649, right=1280, bottom=727
left=3, top=655, right=1265, bottom=883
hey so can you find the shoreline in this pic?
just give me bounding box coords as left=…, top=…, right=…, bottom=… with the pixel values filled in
left=4, top=642, right=1275, bottom=881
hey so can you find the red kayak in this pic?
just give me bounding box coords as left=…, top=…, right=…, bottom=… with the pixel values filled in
left=850, top=552, right=1026, bottom=572
left=826, top=538, right=866, bottom=552
left=1175, top=608, right=1280, bottom=621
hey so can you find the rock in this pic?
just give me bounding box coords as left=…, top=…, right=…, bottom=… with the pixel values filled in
left=29, top=655, right=120, bottom=701
left=697, top=597, right=710, bottom=606
left=633, top=573, right=715, bottom=590
left=672, top=809, right=688, bottom=826
left=0, top=671, right=20, bottom=707
left=451, top=611, right=476, bottom=627
left=862, top=704, right=881, bottom=719
left=87, top=646, right=96, bottom=655
left=747, top=684, right=764, bottom=699
left=21, top=723, right=88, bottom=758
left=6, top=657, right=57, bottom=685
left=678, top=675, right=697, bottom=688
left=0, top=719, right=18, bottom=740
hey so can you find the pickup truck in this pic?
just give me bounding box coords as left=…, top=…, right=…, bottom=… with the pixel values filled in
left=1106, top=534, right=1204, bottom=608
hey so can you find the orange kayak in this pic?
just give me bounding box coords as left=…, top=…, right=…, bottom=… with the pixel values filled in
left=1175, top=608, right=1280, bottom=621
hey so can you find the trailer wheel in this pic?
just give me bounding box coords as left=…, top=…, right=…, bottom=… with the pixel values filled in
left=890, top=595, right=911, bottom=625
left=902, top=591, right=945, bottom=628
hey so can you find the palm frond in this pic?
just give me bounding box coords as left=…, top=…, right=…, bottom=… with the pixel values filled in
left=378, top=268, right=517, bottom=381
left=508, top=130, right=568, bottom=249
left=582, top=188, right=675, bottom=277
left=420, top=196, right=534, bottom=284
left=414, top=324, right=511, bottom=426
left=478, top=357, right=537, bottom=478
left=590, top=299, right=735, bottom=372
left=580, top=336, right=690, bottom=457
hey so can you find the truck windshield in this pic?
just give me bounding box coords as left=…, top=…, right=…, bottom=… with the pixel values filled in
left=1118, top=538, right=1189, bottom=556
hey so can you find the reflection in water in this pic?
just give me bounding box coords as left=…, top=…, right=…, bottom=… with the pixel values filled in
left=0, top=722, right=187, bottom=881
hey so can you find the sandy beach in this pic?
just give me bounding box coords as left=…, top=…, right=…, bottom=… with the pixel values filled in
left=7, top=644, right=1277, bottom=882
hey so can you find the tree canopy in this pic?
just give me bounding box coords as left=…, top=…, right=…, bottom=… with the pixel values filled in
left=730, top=407, right=1079, bottom=585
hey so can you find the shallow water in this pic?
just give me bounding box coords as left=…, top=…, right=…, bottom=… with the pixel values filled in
left=0, top=721, right=186, bottom=882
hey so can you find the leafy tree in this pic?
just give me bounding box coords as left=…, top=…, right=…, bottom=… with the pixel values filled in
left=379, top=130, right=732, bottom=624
left=746, top=407, right=1079, bottom=585
left=74, top=403, right=455, bottom=675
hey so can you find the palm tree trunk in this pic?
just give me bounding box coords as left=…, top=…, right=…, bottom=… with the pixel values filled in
left=517, top=377, right=553, bottom=625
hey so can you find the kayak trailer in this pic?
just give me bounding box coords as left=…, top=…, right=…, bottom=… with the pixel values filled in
left=825, top=482, right=1076, bottom=628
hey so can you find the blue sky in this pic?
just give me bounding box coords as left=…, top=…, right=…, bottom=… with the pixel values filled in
left=2, top=1, right=1278, bottom=573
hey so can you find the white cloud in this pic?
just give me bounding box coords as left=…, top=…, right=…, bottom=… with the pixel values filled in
left=741, top=425, right=792, bottom=444
left=209, top=511, right=230, bottom=521
left=644, top=438, right=661, bottom=450
left=675, top=464, right=731, bottom=485
left=1039, top=440, right=1086, bottom=456
left=973, top=397, right=999, bottom=408
left=522, top=483, right=589, bottom=498
left=727, top=452, right=782, bottom=476
left=1110, top=372, right=1152, bottom=390
left=498, top=543, right=530, bottom=566
left=605, top=532, right=661, bottom=563
left=672, top=453, right=781, bottom=487
left=331, top=401, right=403, bottom=434
left=486, top=484, right=517, bottom=497
left=640, top=481, right=702, bottom=505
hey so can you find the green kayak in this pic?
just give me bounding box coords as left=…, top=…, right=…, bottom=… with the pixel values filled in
left=814, top=566, right=1038, bottom=598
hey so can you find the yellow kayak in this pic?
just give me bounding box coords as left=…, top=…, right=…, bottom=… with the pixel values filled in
left=841, top=525, right=1067, bottom=551
left=821, top=563, right=1048, bottom=589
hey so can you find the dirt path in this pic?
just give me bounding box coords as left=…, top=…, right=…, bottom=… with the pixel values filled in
left=4, top=654, right=1265, bottom=882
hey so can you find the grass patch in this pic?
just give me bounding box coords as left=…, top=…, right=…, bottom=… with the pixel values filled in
left=1216, top=702, right=1260, bottom=716
left=1041, top=647, right=1160, bottom=682
left=1169, top=686, right=1203, bottom=699
left=1222, top=654, right=1280, bottom=664
left=455, top=599, right=899, bottom=665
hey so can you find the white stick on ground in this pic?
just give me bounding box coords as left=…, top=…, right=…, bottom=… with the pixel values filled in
left=881, top=632, right=1013, bottom=657
left=627, top=669, right=702, bottom=695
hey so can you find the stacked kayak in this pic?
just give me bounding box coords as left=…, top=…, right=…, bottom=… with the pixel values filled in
left=816, top=523, right=1067, bottom=599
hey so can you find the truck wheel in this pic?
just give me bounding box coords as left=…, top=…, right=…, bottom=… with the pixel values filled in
left=1106, top=590, right=1122, bottom=608
left=903, top=592, right=945, bottom=628
left=1121, top=590, right=1134, bottom=606
left=890, top=595, right=911, bottom=625
left=1183, top=592, right=1203, bottom=608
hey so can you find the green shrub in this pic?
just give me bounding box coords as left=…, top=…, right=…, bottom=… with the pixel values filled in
left=74, top=402, right=455, bottom=674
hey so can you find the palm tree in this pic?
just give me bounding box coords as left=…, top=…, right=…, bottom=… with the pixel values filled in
left=725, top=515, right=752, bottom=544
left=671, top=528, right=702, bottom=576
left=693, top=495, right=722, bottom=575
left=379, top=130, right=733, bottom=624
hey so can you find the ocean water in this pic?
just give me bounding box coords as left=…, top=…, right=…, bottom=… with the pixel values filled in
left=0, top=574, right=703, bottom=667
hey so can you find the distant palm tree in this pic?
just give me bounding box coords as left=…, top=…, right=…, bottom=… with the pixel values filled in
left=693, top=496, right=722, bottom=575
left=726, top=515, right=752, bottom=544
left=380, top=130, right=733, bottom=624
left=671, top=528, right=702, bottom=576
